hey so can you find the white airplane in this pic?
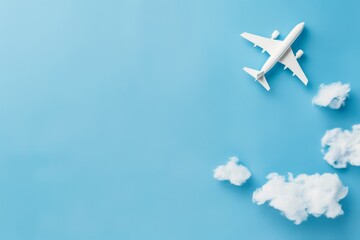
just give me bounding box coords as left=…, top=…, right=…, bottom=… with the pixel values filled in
left=241, top=22, right=308, bottom=91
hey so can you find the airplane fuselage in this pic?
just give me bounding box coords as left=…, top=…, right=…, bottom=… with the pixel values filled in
left=258, top=22, right=304, bottom=78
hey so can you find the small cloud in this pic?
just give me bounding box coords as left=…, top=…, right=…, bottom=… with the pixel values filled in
left=312, top=82, right=350, bottom=109
left=213, top=156, right=251, bottom=186
left=321, top=124, right=360, bottom=168
left=253, top=173, right=348, bottom=224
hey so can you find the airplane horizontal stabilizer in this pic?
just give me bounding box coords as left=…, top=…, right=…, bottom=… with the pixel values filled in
left=243, top=67, right=270, bottom=91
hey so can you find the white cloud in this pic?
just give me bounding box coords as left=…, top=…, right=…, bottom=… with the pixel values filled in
left=213, top=157, right=251, bottom=186
left=312, top=82, right=350, bottom=109
left=253, top=173, right=348, bottom=224
left=321, top=124, right=360, bottom=168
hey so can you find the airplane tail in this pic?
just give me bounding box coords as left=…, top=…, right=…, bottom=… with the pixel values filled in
left=243, top=67, right=270, bottom=91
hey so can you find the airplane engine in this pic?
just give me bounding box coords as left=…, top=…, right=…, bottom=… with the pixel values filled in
left=295, top=50, right=304, bottom=59
left=271, top=30, right=280, bottom=39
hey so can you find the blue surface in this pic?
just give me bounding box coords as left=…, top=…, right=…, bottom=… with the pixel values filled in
left=1, top=0, right=360, bottom=239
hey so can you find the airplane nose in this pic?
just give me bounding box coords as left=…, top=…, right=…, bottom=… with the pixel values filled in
left=296, top=22, right=305, bottom=30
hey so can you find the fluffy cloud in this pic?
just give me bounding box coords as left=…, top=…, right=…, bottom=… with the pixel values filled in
left=253, top=173, right=348, bottom=224
left=321, top=124, right=360, bottom=168
left=213, top=157, right=251, bottom=186
left=312, top=82, right=350, bottom=109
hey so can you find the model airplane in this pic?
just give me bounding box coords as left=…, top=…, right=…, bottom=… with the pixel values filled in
left=241, top=22, right=308, bottom=91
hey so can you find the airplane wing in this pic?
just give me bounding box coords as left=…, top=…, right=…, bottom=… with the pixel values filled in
left=240, top=32, right=282, bottom=55
left=278, top=48, right=308, bottom=85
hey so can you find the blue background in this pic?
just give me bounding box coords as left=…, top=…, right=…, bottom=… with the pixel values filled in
left=0, top=0, right=360, bottom=239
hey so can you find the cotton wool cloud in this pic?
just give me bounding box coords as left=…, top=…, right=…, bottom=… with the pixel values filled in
left=213, top=157, right=251, bottom=186
left=312, top=82, right=350, bottom=109
left=321, top=124, right=360, bottom=168
left=253, top=173, right=348, bottom=224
